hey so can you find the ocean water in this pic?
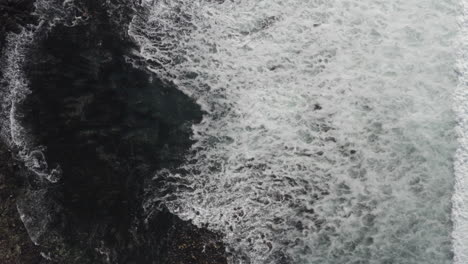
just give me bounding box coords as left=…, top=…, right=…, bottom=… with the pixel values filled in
left=0, top=0, right=465, bottom=263
left=130, top=0, right=461, bottom=263
left=0, top=0, right=90, bottom=183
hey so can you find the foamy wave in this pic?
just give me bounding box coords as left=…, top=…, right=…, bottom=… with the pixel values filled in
left=132, top=1, right=458, bottom=263
left=453, top=1, right=468, bottom=263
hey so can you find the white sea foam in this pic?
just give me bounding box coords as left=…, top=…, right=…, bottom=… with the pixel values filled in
left=1, top=30, right=33, bottom=147
left=131, top=1, right=459, bottom=263
left=453, top=1, right=468, bottom=263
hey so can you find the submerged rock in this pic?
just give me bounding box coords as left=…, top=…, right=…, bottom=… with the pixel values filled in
left=0, top=142, right=43, bottom=264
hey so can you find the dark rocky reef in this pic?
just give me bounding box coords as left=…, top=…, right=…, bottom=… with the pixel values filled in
left=0, top=142, right=43, bottom=264
left=1, top=1, right=227, bottom=263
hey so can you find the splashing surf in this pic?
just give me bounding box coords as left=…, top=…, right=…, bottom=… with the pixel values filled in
left=129, top=0, right=460, bottom=263
left=453, top=1, right=468, bottom=263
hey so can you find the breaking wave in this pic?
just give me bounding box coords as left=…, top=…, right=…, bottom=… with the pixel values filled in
left=130, top=0, right=460, bottom=263
left=453, top=0, right=468, bottom=263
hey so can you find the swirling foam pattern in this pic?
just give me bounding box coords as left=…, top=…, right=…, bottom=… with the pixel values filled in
left=0, top=0, right=90, bottom=183
left=130, top=0, right=459, bottom=263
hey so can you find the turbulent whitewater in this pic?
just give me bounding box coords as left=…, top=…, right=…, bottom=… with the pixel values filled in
left=130, top=0, right=459, bottom=263
left=454, top=1, right=468, bottom=264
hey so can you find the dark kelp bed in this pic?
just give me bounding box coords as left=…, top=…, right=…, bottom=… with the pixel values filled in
left=0, top=1, right=227, bottom=263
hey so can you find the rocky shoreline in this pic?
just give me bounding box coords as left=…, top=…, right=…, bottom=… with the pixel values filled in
left=0, top=1, right=227, bottom=263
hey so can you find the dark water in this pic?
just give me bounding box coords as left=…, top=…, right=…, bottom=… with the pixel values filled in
left=0, top=1, right=226, bottom=263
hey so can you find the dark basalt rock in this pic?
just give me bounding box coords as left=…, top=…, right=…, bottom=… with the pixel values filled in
left=1, top=1, right=227, bottom=263
left=0, top=142, right=43, bottom=264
